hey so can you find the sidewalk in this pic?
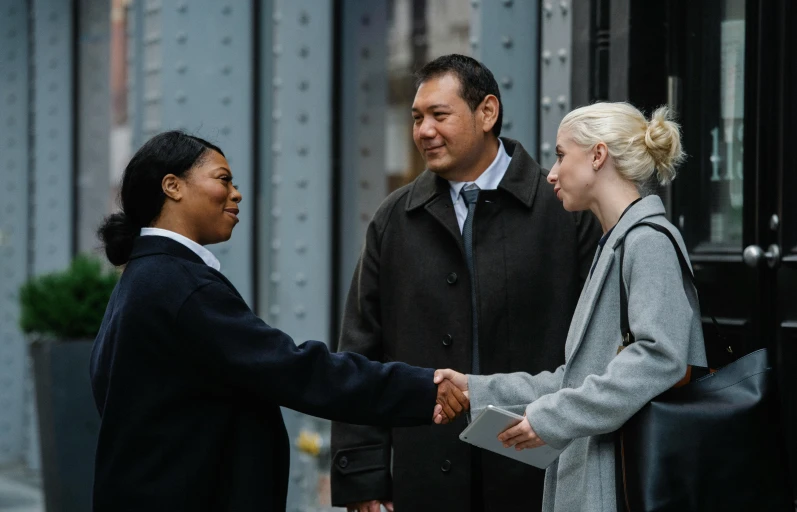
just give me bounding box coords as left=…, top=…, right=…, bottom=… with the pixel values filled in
left=0, top=464, right=43, bottom=512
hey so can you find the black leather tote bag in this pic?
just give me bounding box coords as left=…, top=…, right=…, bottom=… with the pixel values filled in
left=615, top=221, right=793, bottom=512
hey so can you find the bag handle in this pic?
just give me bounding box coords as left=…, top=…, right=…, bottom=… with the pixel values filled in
left=617, top=221, right=726, bottom=351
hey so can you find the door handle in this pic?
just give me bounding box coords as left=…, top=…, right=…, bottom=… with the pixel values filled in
left=742, top=244, right=781, bottom=269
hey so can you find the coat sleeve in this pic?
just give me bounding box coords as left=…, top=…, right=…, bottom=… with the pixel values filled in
left=330, top=217, right=395, bottom=506
left=467, top=365, right=565, bottom=419
left=175, top=279, right=437, bottom=427
left=525, top=229, right=694, bottom=449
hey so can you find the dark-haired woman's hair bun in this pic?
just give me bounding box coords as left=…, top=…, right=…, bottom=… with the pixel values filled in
left=97, top=212, right=139, bottom=266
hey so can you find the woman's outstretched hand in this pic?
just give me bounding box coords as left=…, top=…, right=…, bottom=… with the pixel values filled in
left=432, top=369, right=469, bottom=424
left=498, top=414, right=546, bottom=450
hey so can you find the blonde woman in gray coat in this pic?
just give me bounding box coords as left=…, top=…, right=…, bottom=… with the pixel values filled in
left=433, top=102, right=708, bottom=512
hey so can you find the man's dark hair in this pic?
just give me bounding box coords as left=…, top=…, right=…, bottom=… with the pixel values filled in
left=414, top=54, right=503, bottom=137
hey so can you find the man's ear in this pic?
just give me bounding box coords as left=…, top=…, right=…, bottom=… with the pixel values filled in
left=480, top=94, right=500, bottom=134
left=162, top=174, right=183, bottom=201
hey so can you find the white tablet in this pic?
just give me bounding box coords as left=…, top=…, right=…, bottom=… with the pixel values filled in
left=459, top=405, right=567, bottom=468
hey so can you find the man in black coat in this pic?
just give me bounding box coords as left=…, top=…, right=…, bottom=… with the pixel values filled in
left=330, top=55, right=601, bottom=512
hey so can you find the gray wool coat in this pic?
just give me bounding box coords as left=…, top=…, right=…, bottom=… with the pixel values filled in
left=468, top=195, right=708, bottom=512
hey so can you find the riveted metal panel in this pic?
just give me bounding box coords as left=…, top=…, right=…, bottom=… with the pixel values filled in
left=539, top=0, right=572, bottom=165
left=267, top=0, right=332, bottom=345
left=31, top=0, right=75, bottom=275
left=158, top=0, right=255, bottom=304
left=268, top=2, right=334, bottom=509
left=256, top=0, right=274, bottom=319
left=470, top=0, right=540, bottom=157
left=0, top=0, right=31, bottom=465
left=76, top=0, right=111, bottom=255
left=338, top=0, right=388, bottom=309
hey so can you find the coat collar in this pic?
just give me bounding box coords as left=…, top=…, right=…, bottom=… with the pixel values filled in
left=129, top=235, right=206, bottom=266
left=564, top=194, right=668, bottom=362
left=405, top=137, right=543, bottom=212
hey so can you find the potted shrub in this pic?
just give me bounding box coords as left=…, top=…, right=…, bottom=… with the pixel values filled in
left=19, top=255, right=119, bottom=512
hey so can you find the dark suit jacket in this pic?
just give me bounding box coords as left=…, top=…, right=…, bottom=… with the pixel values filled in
left=89, top=236, right=437, bottom=512
left=330, top=138, right=601, bottom=511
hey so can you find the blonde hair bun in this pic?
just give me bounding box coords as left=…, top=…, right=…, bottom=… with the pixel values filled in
left=644, top=106, right=685, bottom=184
left=559, top=102, right=686, bottom=189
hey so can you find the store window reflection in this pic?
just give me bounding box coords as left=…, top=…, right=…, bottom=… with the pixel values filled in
left=385, top=0, right=471, bottom=193
left=704, top=0, right=745, bottom=249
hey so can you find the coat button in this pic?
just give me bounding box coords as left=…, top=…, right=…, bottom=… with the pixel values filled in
left=441, top=459, right=452, bottom=473
left=446, top=272, right=458, bottom=284
left=442, top=334, right=453, bottom=347
left=338, top=456, right=348, bottom=469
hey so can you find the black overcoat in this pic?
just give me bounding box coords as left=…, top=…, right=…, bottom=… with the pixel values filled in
left=330, top=139, right=601, bottom=511
left=89, top=236, right=437, bottom=511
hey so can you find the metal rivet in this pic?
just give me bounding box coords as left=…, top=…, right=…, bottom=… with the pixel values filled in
left=558, top=48, right=568, bottom=61
left=298, top=80, right=309, bottom=91
left=360, top=180, right=370, bottom=190
left=298, top=112, right=308, bottom=123
left=299, top=11, right=310, bottom=24
left=221, top=5, right=232, bottom=15
left=557, top=95, right=567, bottom=108
left=544, top=2, right=553, bottom=15
left=298, top=147, right=308, bottom=156
left=273, top=12, right=282, bottom=24
left=273, top=110, right=282, bottom=120
left=360, top=213, right=370, bottom=223
left=175, top=92, right=186, bottom=103
left=502, top=36, right=513, bottom=48
left=294, top=306, right=306, bottom=318
left=361, top=14, right=370, bottom=25
left=299, top=46, right=309, bottom=58
left=176, top=32, right=187, bottom=44
left=471, top=0, right=479, bottom=7
left=271, top=239, right=281, bottom=250
left=273, top=77, right=283, bottom=88
left=502, top=77, right=513, bottom=89
left=360, top=114, right=369, bottom=125
left=298, top=210, right=307, bottom=221
left=542, top=96, right=551, bottom=109
left=272, top=175, right=281, bottom=186
left=272, top=143, right=282, bottom=154
left=361, top=47, right=370, bottom=59
left=273, top=44, right=282, bottom=56
left=560, top=1, right=569, bottom=14
left=221, top=36, right=232, bottom=45
left=360, top=81, right=370, bottom=91
left=296, top=273, right=306, bottom=286
left=504, top=119, right=513, bottom=130
left=271, top=207, right=281, bottom=219
left=542, top=50, right=552, bottom=64
left=221, top=95, right=231, bottom=105
left=297, top=179, right=308, bottom=188
left=221, top=126, right=231, bottom=136
left=177, top=2, right=188, bottom=13
left=295, top=241, right=307, bottom=253
left=270, top=305, right=280, bottom=316
left=360, top=148, right=371, bottom=157
left=270, top=272, right=281, bottom=283
left=221, top=65, right=232, bottom=75
left=470, top=37, right=479, bottom=48
left=541, top=142, right=551, bottom=155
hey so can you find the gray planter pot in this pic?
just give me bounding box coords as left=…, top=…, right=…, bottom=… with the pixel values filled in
left=30, top=338, right=99, bottom=512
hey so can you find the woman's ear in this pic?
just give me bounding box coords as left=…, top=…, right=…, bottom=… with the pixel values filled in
left=162, top=174, right=183, bottom=201
left=592, top=142, right=608, bottom=171
left=480, top=94, right=499, bottom=134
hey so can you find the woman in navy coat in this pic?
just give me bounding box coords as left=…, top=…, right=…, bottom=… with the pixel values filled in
left=90, top=131, right=467, bottom=511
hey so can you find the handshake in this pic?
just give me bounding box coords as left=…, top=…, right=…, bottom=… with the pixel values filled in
left=432, top=368, right=469, bottom=425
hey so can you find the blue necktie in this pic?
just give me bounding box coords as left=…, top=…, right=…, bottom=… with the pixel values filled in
left=461, top=188, right=480, bottom=374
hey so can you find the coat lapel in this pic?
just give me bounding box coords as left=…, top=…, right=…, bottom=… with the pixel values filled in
left=565, top=195, right=669, bottom=361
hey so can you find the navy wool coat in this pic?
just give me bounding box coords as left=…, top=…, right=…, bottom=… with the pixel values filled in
left=90, top=236, right=436, bottom=512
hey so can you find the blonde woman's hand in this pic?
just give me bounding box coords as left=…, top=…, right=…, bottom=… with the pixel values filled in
left=497, top=414, right=546, bottom=450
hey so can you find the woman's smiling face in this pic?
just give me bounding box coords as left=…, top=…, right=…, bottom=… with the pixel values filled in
left=179, top=150, right=242, bottom=245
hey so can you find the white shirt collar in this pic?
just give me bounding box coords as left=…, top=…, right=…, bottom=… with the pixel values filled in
left=139, top=227, right=221, bottom=271
left=448, top=138, right=512, bottom=201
